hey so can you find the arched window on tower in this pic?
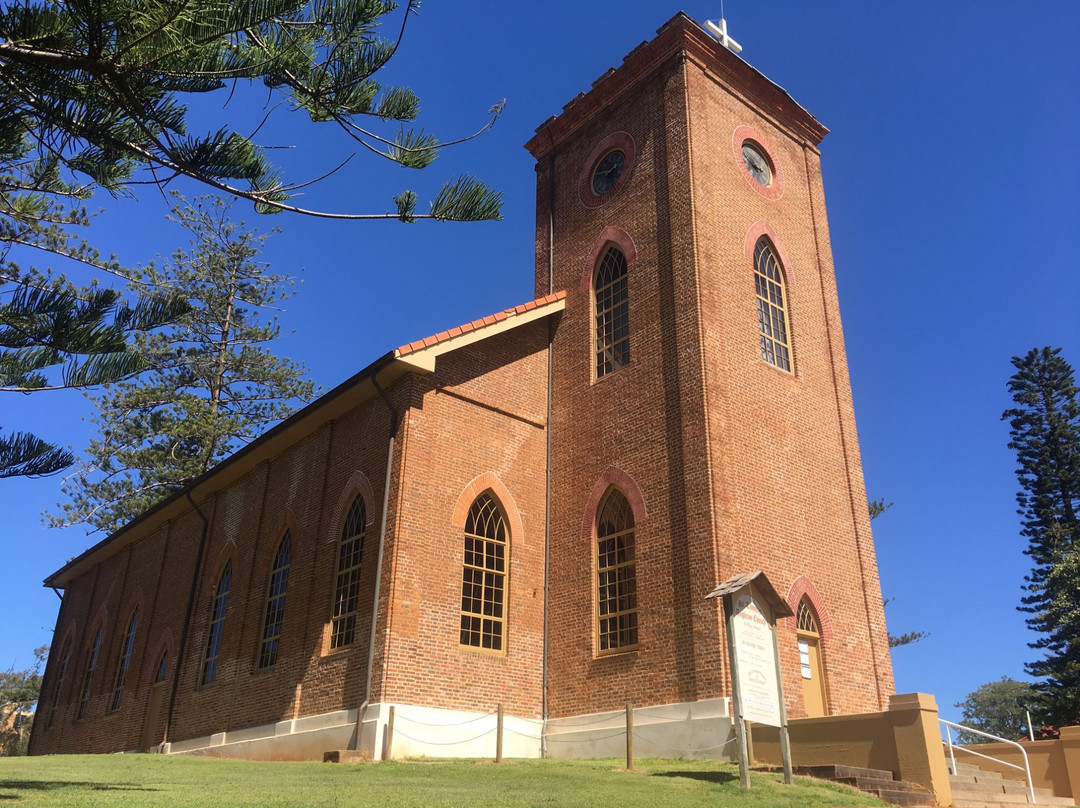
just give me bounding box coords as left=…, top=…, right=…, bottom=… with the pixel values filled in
left=330, top=496, right=366, bottom=650
left=108, top=607, right=138, bottom=712
left=596, top=489, right=637, bottom=653
left=594, top=246, right=630, bottom=378
left=201, top=561, right=231, bottom=686
left=459, top=493, right=508, bottom=652
left=754, top=238, right=792, bottom=372
left=258, top=530, right=292, bottom=669
left=797, top=597, right=829, bottom=717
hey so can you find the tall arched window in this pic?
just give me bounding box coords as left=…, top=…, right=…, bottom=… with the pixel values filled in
left=596, top=490, right=637, bottom=653
left=754, top=238, right=792, bottom=372
left=797, top=597, right=828, bottom=717
left=258, top=531, right=292, bottom=669
left=47, top=637, right=73, bottom=728
left=459, top=493, right=508, bottom=652
left=76, top=627, right=103, bottom=721
left=330, top=496, right=366, bottom=650
left=108, top=608, right=138, bottom=712
left=201, top=562, right=231, bottom=686
left=595, top=246, right=630, bottom=378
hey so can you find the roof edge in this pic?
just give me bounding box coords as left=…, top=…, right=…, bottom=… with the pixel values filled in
left=44, top=291, right=568, bottom=590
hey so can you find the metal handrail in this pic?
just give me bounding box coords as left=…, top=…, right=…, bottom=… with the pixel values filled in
left=940, top=718, right=1035, bottom=804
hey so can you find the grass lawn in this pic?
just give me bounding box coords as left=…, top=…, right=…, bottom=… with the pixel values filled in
left=0, top=755, right=888, bottom=807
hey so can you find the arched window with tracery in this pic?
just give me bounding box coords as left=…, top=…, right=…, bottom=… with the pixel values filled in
left=330, top=496, right=366, bottom=650
left=797, top=597, right=829, bottom=716
left=596, top=489, right=637, bottom=653
left=201, top=562, right=231, bottom=686
left=459, top=493, right=508, bottom=652
left=258, top=531, right=292, bottom=668
left=594, top=246, right=630, bottom=378
left=754, top=238, right=792, bottom=372
left=108, top=607, right=138, bottom=712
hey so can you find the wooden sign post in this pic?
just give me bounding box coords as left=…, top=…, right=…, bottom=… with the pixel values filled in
left=706, top=571, right=794, bottom=789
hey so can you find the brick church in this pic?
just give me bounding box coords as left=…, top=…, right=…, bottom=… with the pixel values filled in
left=30, top=13, right=894, bottom=760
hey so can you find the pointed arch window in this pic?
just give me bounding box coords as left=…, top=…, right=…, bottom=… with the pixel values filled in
left=596, top=490, right=638, bottom=653
left=330, top=496, right=366, bottom=650
left=258, top=531, right=292, bottom=669
left=595, top=247, right=630, bottom=378
left=47, top=637, right=73, bottom=728
left=459, top=493, right=508, bottom=652
left=154, top=651, right=169, bottom=684
left=108, top=608, right=138, bottom=712
left=754, top=238, right=792, bottom=372
left=201, top=562, right=232, bottom=686
left=76, top=627, right=103, bottom=721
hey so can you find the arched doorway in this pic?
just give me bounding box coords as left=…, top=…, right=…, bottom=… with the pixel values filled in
left=796, top=599, right=829, bottom=717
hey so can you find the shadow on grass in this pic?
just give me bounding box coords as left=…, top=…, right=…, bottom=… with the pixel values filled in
left=0, top=780, right=158, bottom=796
left=650, top=770, right=739, bottom=784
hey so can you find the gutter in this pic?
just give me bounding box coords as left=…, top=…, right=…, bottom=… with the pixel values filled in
left=354, top=368, right=399, bottom=756
left=162, top=490, right=211, bottom=747
left=541, top=142, right=556, bottom=754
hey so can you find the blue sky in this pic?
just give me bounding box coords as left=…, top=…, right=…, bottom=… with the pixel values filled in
left=3, top=1, right=1079, bottom=725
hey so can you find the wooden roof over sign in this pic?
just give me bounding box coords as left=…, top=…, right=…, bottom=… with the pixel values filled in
left=705, top=571, right=794, bottom=618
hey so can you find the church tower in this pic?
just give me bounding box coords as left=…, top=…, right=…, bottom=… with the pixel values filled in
left=526, top=13, right=894, bottom=727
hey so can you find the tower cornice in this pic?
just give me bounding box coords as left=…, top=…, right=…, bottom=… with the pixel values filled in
left=524, top=12, right=828, bottom=159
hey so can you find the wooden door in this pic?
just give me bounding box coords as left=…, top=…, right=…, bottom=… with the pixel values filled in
left=798, top=635, right=828, bottom=717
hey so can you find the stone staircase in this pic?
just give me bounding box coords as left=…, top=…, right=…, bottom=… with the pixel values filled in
left=774, top=764, right=936, bottom=806
left=949, top=760, right=1076, bottom=808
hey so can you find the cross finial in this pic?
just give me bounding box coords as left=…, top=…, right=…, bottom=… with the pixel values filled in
left=705, top=16, right=743, bottom=54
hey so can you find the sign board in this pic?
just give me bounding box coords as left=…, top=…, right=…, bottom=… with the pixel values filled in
left=705, top=570, right=794, bottom=788
left=730, top=592, right=782, bottom=727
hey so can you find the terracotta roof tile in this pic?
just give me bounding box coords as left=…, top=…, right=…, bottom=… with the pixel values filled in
left=396, top=291, right=566, bottom=357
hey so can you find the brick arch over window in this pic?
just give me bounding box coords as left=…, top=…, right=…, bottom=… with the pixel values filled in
left=204, top=541, right=238, bottom=599
left=581, top=226, right=638, bottom=292
left=743, top=221, right=795, bottom=289
left=139, top=629, right=176, bottom=689
left=451, top=472, right=526, bottom=548
left=87, top=605, right=109, bottom=647
left=260, top=508, right=300, bottom=574
left=785, top=576, right=833, bottom=641
left=117, top=589, right=145, bottom=637
left=327, top=472, right=376, bottom=544
left=579, top=467, right=648, bottom=544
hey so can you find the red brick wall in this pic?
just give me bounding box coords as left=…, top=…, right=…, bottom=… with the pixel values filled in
left=32, top=385, right=403, bottom=754
left=535, top=41, right=893, bottom=719
left=378, top=322, right=549, bottom=717
left=31, top=324, right=552, bottom=754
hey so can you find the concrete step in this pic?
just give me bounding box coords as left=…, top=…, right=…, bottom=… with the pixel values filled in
left=871, top=787, right=935, bottom=806
left=797, top=764, right=898, bottom=782
left=947, top=759, right=1077, bottom=808
left=767, top=764, right=935, bottom=806
left=834, top=775, right=919, bottom=793
left=950, top=778, right=1032, bottom=796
